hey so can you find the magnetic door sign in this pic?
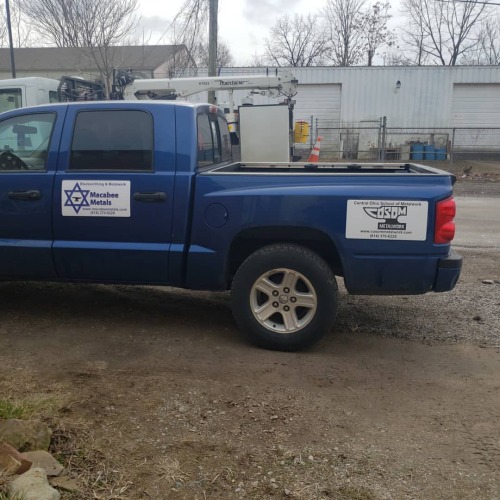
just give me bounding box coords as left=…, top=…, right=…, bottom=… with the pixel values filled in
left=346, top=199, right=428, bottom=241
left=62, top=180, right=131, bottom=217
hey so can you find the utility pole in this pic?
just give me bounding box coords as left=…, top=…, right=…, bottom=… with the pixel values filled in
left=208, top=0, right=218, bottom=104
left=5, top=0, right=16, bottom=78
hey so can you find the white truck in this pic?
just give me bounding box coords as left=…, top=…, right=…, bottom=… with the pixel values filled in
left=0, top=76, right=105, bottom=111
left=1, top=72, right=297, bottom=126
left=0, top=72, right=299, bottom=160
left=0, top=77, right=60, bottom=112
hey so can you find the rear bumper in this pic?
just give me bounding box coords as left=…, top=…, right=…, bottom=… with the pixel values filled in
left=434, top=249, right=462, bottom=292
left=344, top=249, right=463, bottom=295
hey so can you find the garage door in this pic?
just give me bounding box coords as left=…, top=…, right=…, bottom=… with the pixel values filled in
left=293, top=84, right=342, bottom=124
left=452, top=84, right=500, bottom=127
left=452, top=84, right=500, bottom=153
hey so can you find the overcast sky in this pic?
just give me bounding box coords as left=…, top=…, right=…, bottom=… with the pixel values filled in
left=136, top=0, right=329, bottom=66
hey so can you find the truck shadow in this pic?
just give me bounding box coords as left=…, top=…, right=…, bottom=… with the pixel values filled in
left=0, top=280, right=467, bottom=352
left=0, top=281, right=239, bottom=345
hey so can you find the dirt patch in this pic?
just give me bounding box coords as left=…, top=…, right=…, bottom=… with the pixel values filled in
left=0, top=244, right=499, bottom=499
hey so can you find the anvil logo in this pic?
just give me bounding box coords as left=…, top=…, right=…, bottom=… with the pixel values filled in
left=363, top=205, right=408, bottom=230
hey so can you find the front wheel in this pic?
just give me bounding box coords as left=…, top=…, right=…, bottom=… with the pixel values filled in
left=231, top=244, right=338, bottom=351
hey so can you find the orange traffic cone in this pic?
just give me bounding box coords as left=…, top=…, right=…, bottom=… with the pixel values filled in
left=307, top=136, right=322, bottom=162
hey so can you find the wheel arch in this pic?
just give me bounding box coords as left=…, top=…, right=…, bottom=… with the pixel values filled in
left=226, top=226, right=344, bottom=288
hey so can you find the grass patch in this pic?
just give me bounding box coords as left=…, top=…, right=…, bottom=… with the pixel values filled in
left=0, top=399, right=32, bottom=420
left=0, top=395, right=64, bottom=421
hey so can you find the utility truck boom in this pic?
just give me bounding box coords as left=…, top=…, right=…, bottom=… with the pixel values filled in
left=113, top=70, right=298, bottom=142
left=1, top=71, right=298, bottom=144
left=115, top=71, right=298, bottom=101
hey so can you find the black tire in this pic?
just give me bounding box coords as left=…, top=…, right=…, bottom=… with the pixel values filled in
left=231, top=244, right=338, bottom=351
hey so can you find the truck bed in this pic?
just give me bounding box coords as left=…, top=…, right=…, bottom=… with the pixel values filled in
left=207, top=162, right=453, bottom=178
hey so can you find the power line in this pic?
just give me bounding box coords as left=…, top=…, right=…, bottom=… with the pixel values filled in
left=437, top=0, right=500, bottom=5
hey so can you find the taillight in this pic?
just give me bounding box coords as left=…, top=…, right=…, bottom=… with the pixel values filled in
left=434, top=197, right=456, bottom=244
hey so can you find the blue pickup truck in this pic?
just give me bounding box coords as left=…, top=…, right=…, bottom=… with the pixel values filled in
left=0, top=101, right=461, bottom=351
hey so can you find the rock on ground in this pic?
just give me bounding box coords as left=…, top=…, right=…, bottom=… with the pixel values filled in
left=8, top=467, right=60, bottom=500
left=0, top=419, right=52, bottom=451
left=21, top=450, right=64, bottom=476
left=0, top=442, right=32, bottom=474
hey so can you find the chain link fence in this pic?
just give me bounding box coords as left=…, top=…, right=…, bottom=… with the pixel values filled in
left=294, top=117, right=500, bottom=162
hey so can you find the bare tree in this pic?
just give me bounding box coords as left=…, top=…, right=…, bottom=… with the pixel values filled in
left=396, top=22, right=429, bottom=65
left=19, top=0, right=138, bottom=47
left=264, top=13, right=329, bottom=67
left=249, top=52, right=267, bottom=67
left=400, top=0, right=492, bottom=65
left=162, top=21, right=197, bottom=77
left=166, top=0, right=209, bottom=75
left=172, top=0, right=209, bottom=56
left=192, top=40, right=233, bottom=67
left=362, top=2, right=394, bottom=66
left=18, top=0, right=138, bottom=92
left=324, top=0, right=366, bottom=66
left=0, top=3, right=6, bottom=46
left=463, top=18, right=500, bottom=65
left=0, top=0, right=33, bottom=47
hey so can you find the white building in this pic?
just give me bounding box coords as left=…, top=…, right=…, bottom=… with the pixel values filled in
left=193, top=65, right=500, bottom=159
left=206, top=65, right=500, bottom=127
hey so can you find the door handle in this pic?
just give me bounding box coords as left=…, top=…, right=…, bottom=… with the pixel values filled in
left=8, top=190, right=41, bottom=201
left=133, top=192, right=167, bottom=202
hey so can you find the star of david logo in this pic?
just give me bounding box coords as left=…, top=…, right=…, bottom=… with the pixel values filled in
left=64, top=182, right=90, bottom=214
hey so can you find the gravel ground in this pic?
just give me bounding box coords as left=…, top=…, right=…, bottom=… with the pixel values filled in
left=337, top=256, right=500, bottom=347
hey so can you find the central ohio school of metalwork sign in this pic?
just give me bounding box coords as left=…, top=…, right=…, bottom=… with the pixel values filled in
left=346, top=199, right=429, bottom=241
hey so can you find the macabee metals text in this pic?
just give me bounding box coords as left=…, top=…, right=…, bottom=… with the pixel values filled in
left=89, top=191, right=119, bottom=205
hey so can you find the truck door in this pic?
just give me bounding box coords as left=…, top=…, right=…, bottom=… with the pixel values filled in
left=0, top=110, right=60, bottom=278
left=52, top=106, right=176, bottom=283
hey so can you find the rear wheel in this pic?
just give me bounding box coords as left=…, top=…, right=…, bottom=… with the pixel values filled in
left=231, top=244, right=338, bottom=351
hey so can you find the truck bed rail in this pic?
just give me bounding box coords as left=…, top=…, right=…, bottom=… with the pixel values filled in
left=207, top=162, right=453, bottom=177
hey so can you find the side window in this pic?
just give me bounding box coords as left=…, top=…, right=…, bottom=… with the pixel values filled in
left=49, top=91, right=60, bottom=103
left=197, top=113, right=232, bottom=168
left=197, top=114, right=214, bottom=167
left=0, top=89, right=22, bottom=113
left=69, top=110, right=153, bottom=171
left=0, top=112, right=55, bottom=171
